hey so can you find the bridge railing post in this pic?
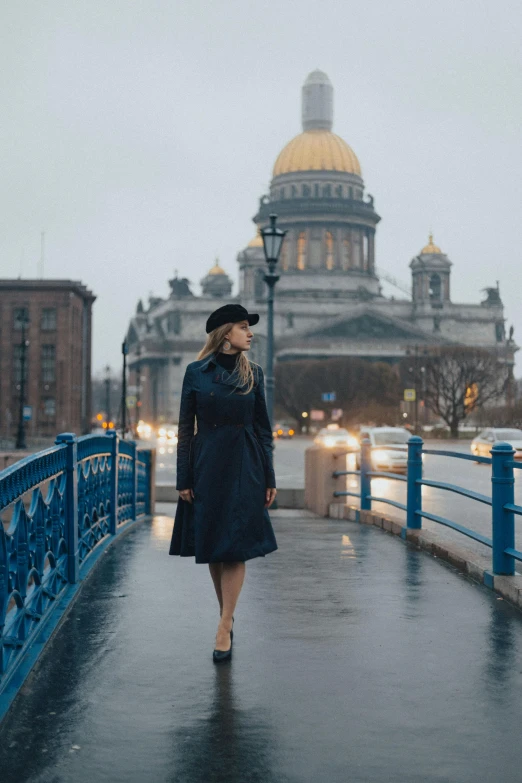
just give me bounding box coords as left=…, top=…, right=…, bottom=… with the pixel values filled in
left=360, top=438, right=372, bottom=511
left=55, top=432, right=79, bottom=584
left=406, top=436, right=423, bottom=529
left=130, top=440, right=137, bottom=521
left=107, top=431, right=119, bottom=535
left=491, top=442, right=515, bottom=575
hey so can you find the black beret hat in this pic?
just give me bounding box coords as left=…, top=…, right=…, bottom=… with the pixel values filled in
left=206, top=303, right=259, bottom=334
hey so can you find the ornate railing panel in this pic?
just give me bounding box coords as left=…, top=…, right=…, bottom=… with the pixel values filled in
left=137, top=450, right=152, bottom=517
left=0, top=432, right=153, bottom=702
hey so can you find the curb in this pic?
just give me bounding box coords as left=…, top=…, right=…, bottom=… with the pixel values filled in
left=329, top=502, right=522, bottom=611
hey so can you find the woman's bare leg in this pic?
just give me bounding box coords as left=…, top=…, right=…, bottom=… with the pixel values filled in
left=208, top=563, right=224, bottom=615
left=215, top=561, right=245, bottom=651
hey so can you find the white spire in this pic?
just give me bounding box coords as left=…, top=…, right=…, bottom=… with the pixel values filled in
left=302, top=70, right=333, bottom=131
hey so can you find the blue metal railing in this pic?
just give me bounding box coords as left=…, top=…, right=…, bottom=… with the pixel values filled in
left=0, top=431, right=153, bottom=704
left=332, top=436, right=522, bottom=577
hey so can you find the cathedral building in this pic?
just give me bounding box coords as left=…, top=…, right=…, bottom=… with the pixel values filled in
left=126, top=71, right=516, bottom=423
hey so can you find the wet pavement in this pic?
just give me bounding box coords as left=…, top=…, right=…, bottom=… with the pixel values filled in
left=2, top=505, right=522, bottom=782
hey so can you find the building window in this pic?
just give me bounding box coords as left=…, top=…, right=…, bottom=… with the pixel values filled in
left=41, top=308, right=57, bottom=331
left=286, top=312, right=294, bottom=328
left=280, top=241, right=289, bottom=271
left=43, top=398, right=56, bottom=417
left=41, top=344, right=56, bottom=383
left=302, top=184, right=310, bottom=198
left=323, top=184, right=331, bottom=198
left=314, top=184, right=320, bottom=198
left=429, top=274, right=442, bottom=301
left=167, top=311, right=181, bottom=334
left=280, top=187, right=285, bottom=199
left=172, top=356, right=182, bottom=366
left=348, top=187, right=353, bottom=199
left=13, top=307, right=29, bottom=329
left=353, top=232, right=362, bottom=267
left=325, top=231, right=335, bottom=270
left=297, top=232, right=307, bottom=270
left=13, top=345, right=28, bottom=384
left=363, top=234, right=369, bottom=271
left=254, top=268, right=266, bottom=300
left=342, top=237, right=351, bottom=270
left=495, top=322, right=505, bottom=342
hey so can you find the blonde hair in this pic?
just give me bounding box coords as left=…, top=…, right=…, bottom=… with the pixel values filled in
left=197, top=322, right=256, bottom=394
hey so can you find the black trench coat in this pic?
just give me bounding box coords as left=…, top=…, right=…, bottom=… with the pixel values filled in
left=168, top=353, right=278, bottom=564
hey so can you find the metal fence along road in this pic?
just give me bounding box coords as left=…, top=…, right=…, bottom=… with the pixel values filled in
left=333, top=437, right=522, bottom=582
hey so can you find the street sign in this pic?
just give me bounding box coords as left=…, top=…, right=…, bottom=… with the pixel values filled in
left=404, top=389, right=416, bottom=402
left=321, top=392, right=336, bottom=402
left=23, top=405, right=32, bottom=421
left=331, top=408, right=343, bottom=421
left=126, top=395, right=137, bottom=408
left=310, top=409, right=325, bottom=421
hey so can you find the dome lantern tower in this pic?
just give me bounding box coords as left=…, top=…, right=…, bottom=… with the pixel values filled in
left=302, top=69, right=333, bottom=131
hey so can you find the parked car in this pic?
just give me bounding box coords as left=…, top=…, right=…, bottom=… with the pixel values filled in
left=273, top=423, right=295, bottom=439
left=471, top=428, right=522, bottom=459
left=314, top=427, right=358, bottom=448
left=357, top=427, right=411, bottom=472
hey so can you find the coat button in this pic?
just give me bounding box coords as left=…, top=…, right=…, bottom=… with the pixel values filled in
left=213, top=424, right=217, bottom=428
left=210, top=392, right=214, bottom=396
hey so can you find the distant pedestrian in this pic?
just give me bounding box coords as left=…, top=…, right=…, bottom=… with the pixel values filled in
left=169, top=303, right=278, bottom=662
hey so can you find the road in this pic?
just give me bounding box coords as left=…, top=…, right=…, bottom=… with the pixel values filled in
left=3, top=509, right=522, bottom=782
left=151, top=436, right=522, bottom=570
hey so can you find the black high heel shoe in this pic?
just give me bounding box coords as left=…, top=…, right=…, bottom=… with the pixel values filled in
left=213, top=630, right=232, bottom=663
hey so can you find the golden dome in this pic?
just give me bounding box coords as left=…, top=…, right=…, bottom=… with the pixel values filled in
left=247, top=228, right=263, bottom=248
left=421, top=233, right=442, bottom=254
left=208, top=259, right=226, bottom=275
left=273, top=129, right=361, bottom=177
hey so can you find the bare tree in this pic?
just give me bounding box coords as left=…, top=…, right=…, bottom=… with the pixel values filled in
left=420, top=347, right=510, bottom=437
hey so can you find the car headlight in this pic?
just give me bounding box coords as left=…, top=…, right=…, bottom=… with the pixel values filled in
left=324, top=437, right=336, bottom=447
left=346, top=436, right=358, bottom=448
left=373, top=449, right=389, bottom=462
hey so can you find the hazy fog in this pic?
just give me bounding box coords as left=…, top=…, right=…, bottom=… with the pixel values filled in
left=1, top=0, right=521, bottom=372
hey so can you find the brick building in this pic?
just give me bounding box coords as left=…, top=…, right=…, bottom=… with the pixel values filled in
left=0, top=280, right=96, bottom=441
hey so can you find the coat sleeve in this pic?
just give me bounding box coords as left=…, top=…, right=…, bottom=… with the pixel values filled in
left=176, top=365, right=196, bottom=490
left=253, top=366, right=276, bottom=489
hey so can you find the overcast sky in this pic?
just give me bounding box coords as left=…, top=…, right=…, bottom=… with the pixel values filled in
left=1, top=0, right=521, bottom=374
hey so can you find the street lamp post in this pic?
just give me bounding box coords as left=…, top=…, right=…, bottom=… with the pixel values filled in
left=407, top=344, right=427, bottom=434
left=104, top=364, right=111, bottom=426
left=15, top=313, right=29, bottom=450
left=121, top=340, right=129, bottom=438
left=260, top=214, right=286, bottom=424
left=135, top=345, right=142, bottom=438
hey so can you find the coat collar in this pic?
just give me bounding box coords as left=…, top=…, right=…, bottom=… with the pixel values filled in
left=201, top=352, right=242, bottom=387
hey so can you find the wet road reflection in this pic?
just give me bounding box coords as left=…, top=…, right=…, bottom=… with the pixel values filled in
left=3, top=511, right=522, bottom=781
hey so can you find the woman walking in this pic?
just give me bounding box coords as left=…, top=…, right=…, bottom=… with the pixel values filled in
left=169, top=303, right=278, bottom=662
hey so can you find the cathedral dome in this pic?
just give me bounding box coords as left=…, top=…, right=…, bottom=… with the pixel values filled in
left=208, top=259, right=227, bottom=275
left=272, top=70, right=361, bottom=178
left=247, top=229, right=263, bottom=248
left=273, top=129, right=361, bottom=177
left=421, top=234, right=442, bottom=254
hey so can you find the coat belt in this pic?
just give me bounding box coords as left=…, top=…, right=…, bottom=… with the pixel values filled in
left=197, top=420, right=253, bottom=432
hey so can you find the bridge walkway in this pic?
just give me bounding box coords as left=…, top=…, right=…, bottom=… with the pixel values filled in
left=1, top=506, right=522, bottom=782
